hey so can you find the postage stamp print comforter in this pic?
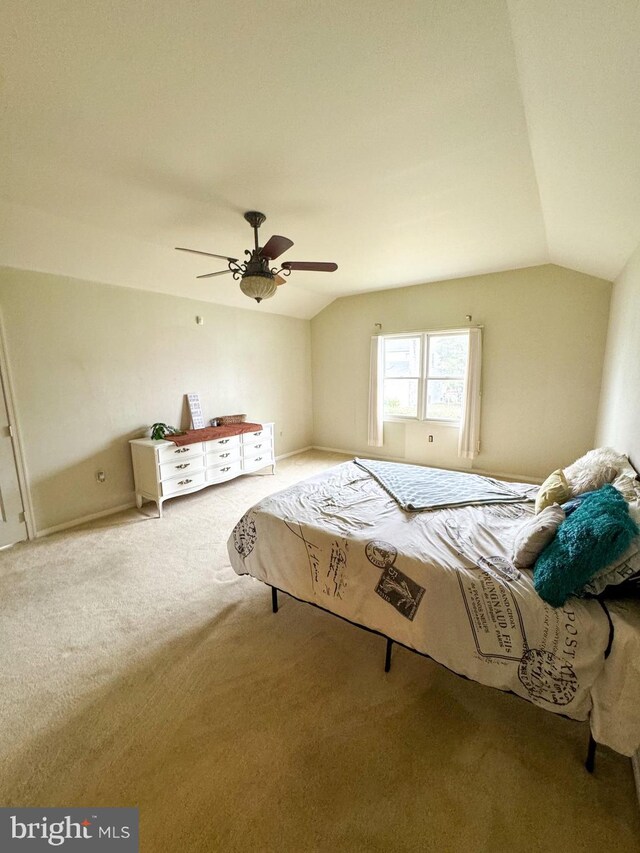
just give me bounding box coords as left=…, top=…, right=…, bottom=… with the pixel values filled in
left=228, top=461, right=639, bottom=755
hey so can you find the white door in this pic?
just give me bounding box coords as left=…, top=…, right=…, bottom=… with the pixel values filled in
left=0, top=369, right=27, bottom=546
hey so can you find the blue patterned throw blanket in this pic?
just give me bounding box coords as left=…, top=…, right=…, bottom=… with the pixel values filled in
left=354, top=458, right=534, bottom=512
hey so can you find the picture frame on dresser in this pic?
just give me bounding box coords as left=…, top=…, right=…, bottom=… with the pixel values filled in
left=130, top=422, right=275, bottom=517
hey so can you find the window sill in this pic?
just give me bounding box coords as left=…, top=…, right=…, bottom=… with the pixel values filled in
left=384, top=416, right=460, bottom=429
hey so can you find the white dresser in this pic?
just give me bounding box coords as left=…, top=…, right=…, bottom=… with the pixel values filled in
left=130, top=422, right=275, bottom=517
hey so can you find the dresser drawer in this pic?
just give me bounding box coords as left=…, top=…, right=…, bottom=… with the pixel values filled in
left=159, top=456, right=205, bottom=481
left=161, top=470, right=206, bottom=497
left=243, top=439, right=272, bottom=459
left=205, top=446, right=241, bottom=467
left=204, top=434, right=241, bottom=452
left=157, top=442, right=204, bottom=463
left=243, top=452, right=274, bottom=473
left=206, top=460, right=243, bottom=484
left=243, top=425, right=273, bottom=445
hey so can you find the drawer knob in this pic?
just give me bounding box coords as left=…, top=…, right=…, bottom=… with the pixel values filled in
left=255, top=456, right=262, bottom=462
left=178, top=478, right=193, bottom=485
left=175, top=448, right=189, bottom=454
left=176, top=463, right=190, bottom=469
left=253, top=431, right=262, bottom=436
left=220, top=439, right=230, bottom=444
left=254, top=443, right=262, bottom=449
left=221, top=466, right=231, bottom=472
left=221, top=452, right=230, bottom=458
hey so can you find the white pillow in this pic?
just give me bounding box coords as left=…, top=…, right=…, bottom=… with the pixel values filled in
left=612, top=473, right=640, bottom=503
left=563, top=447, right=629, bottom=496
left=619, top=456, right=640, bottom=480
left=512, top=504, right=565, bottom=569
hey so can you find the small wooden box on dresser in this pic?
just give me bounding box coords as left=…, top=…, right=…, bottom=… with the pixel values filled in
left=130, top=422, right=275, bottom=517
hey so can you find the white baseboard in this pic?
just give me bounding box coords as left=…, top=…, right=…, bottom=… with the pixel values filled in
left=34, top=445, right=539, bottom=539
left=312, top=444, right=357, bottom=457
left=276, top=446, right=313, bottom=461
left=311, top=445, right=543, bottom=485
left=36, top=502, right=136, bottom=538
left=35, top=446, right=315, bottom=538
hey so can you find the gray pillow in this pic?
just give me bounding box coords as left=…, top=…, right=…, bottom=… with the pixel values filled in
left=512, top=503, right=565, bottom=569
left=582, top=540, right=640, bottom=595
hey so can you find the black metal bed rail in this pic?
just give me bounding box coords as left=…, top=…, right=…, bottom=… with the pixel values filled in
left=269, top=584, right=600, bottom=773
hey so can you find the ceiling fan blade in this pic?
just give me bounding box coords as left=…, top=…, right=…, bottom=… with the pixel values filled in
left=176, top=247, right=238, bottom=263
left=275, top=274, right=286, bottom=286
left=196, top=269, right=234, bottom=279
left=260, top=235, right=294, bottom=261
left=281, top=261, right=338, bottom=272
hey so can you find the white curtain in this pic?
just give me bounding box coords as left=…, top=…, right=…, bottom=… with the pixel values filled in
left=368, top=335, right=384, bottom=447
left=458, top=327, right=482, bottom=459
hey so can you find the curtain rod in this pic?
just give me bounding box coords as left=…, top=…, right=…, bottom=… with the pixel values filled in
left=374, top=323, right=483, bottom=334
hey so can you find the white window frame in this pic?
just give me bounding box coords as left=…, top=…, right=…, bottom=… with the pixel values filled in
left=382, top=330, right=470, bottom=426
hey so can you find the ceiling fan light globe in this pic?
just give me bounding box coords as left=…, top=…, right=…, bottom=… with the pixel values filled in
left=240, top=274, right=277, bottom=303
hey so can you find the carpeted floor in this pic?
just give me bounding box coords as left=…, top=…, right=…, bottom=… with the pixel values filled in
left=1, top=450, right=638, bottom=852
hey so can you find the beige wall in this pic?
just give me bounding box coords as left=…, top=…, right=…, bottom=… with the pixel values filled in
left=311, top=265, right=611, bottom=480
left=0, top=267, right=313, bottom=532
left=0, top=262, right=615, bottom=534
left=596, top=241, right=640, bottom=467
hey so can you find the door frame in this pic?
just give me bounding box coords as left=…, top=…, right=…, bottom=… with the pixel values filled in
left=0, top=310, right=35, bottom=540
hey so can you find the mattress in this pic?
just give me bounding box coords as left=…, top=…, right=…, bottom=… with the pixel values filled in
left=227, top=461, right=640, bottom=756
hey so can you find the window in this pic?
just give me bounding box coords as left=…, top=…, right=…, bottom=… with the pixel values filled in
left=382, top=336, right=421, bottom=418
left=382, top=331, right=470, bottom=423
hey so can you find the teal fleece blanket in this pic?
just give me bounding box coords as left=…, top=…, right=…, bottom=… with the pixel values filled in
left=534, top=484, right=638, bottom=607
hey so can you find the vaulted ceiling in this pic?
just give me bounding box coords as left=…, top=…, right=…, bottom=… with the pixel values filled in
left=1, top=1, right=639, bottom=319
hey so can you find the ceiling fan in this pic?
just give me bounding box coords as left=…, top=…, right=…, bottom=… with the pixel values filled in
left=176, top=211, right=338, bottom=303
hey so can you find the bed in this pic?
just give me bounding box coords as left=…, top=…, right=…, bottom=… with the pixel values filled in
left=227, top=460, right=640, bottom=759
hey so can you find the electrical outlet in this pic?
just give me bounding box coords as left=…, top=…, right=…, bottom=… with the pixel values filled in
left=96, top=470, right=106, bottom=483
